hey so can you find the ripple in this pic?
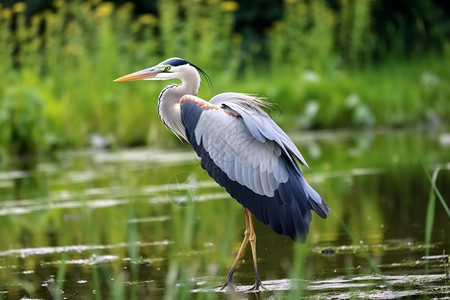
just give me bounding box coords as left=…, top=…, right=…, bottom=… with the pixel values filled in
left=0, top=240, right=171, bottom=259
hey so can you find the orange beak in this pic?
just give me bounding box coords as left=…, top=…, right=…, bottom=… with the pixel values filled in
left=113, top=68, right=158, bottom=82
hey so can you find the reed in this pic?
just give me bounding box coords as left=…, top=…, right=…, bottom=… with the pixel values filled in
left=1, top=0, right=449, bottom=161
left=423, top=164, right=450, bottom=274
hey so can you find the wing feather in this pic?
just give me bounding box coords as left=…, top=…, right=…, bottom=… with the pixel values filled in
left=180, top=94, right=330, bottom=240
left=211, top=93, right=310, bottom=171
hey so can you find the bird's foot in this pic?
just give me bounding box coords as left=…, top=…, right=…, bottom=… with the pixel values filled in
left=220, top=280, right=235, bottom=291
left=220, top=279, right=266, bottom=293
left=246, top=279, right=266, bottom=292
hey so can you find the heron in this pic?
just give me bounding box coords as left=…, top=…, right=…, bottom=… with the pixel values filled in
left=114, top=57, right=330, bottom=291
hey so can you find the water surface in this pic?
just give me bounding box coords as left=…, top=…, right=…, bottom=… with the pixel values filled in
left=0, top=129, right=449, bottom=299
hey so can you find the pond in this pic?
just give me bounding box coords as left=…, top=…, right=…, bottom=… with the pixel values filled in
left=0, top=128, right=449, bottom=299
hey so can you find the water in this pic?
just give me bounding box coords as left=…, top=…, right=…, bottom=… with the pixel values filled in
left=0, top=129, right=449, bottom=299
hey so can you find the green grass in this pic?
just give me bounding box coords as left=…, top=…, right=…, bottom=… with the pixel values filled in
left=424, top=164, right=450, bottom=274
left=0, top=0, right=449, bottom=162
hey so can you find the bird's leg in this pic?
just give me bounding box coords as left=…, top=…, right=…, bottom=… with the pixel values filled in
left=221, top=209, right=265, bottom=291
left=246, top=209, right=265, bottom=291
left=220, top=208, right=252, bottom=290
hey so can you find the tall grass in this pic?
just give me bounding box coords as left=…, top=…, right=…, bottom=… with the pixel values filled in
left=268, top=0, right=336, bottom=73
left=423, top=164, right=450, bottom=274
left=0, top=0, right=241, bottom=160
left=0, top=0, right=449, bottom=163
left=338, top=0, right=373, bottom=68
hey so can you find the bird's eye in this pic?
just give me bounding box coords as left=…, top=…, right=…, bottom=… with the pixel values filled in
left=165, top=66, right=171, bottom=71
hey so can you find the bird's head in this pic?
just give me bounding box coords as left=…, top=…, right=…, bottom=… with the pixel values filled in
left=114, top=57, right=209, bottom=83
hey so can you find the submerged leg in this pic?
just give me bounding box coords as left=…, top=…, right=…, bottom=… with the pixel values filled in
left=221, top=208, right=264, bottom=291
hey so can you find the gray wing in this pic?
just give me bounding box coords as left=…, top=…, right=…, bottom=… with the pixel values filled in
left=210, top=92, right=309, bottom=172
left=180, top=93, right=329, bottom=240
left=194, top=105, right=289, bottom=197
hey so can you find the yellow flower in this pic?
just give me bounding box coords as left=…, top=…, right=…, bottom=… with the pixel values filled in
left=2, top=8, right=12, bottom=19
left=138, top=14, right=157, bottom=26
left=221, top=1, right=239, bottom=12
left=52, top=0, right=65, bottom=8
left=44, top=10, right=57, bottom=24
left=120, top=2, right=135, bottom=12
left=96, top=2, right=114, bottom=17
left=13, top=2, right=26, bottom=13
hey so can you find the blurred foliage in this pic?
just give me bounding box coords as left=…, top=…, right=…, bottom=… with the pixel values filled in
left=1, top=0, right=449, bottom=62
left=0, top=0, right=449, bottom=162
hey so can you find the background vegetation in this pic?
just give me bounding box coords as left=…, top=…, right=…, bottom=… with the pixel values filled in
left=0, top=1, right=449, bottom=298
left=0, top=0, right=449, bottom=162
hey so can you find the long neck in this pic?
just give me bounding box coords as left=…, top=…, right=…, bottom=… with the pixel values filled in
left=157, top=68, right=201, bottom=140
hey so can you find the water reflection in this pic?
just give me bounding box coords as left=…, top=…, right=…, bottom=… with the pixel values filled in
left=0, top=129, right=449, bottom=299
